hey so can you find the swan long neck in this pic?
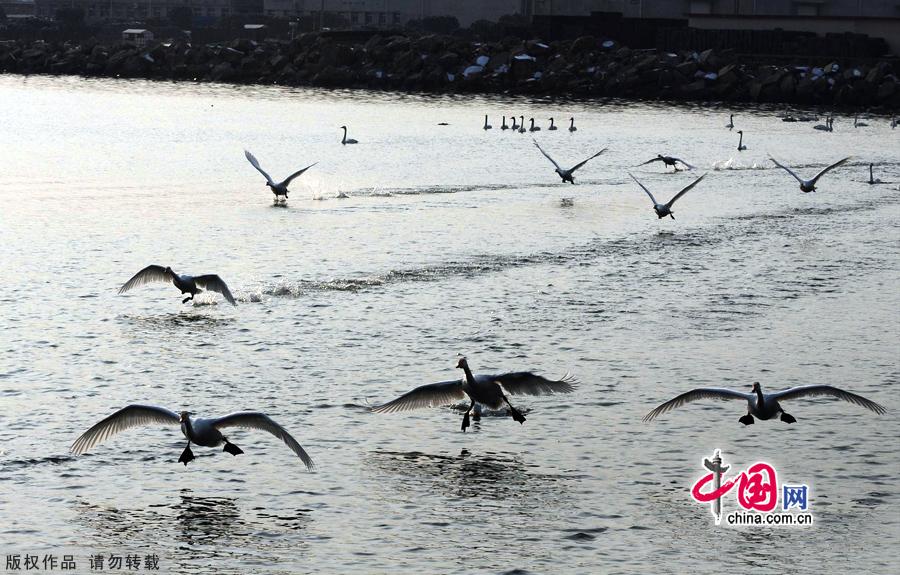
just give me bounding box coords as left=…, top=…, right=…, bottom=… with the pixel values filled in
left=461, top=364, right=477, bottom=385
left=181, top=416, right=194, bottom=439
left=754, top=387, right=765, bottom=408
left=569, top=118, right=574, bottom=127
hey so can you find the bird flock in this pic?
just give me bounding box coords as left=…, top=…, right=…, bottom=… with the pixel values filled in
left=68, top=111, right=893, bottom=475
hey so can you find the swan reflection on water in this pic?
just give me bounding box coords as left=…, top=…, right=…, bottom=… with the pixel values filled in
left=366, top=449, right=570, bottom=505
left=72, top=490, right=311, bottom=565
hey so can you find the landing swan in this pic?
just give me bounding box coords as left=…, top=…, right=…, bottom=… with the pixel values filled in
left=533, top=139, right=607, bottom=184
left=118, top=265, right=236, bottom=305
left=244, top=150, right=316, bottom=203
left=638, top=154, right=694, bottom=172
left=629, top=172, right=707, bottom=219
left=371, top=356, right=576, bottom=432
left=72, top=405, right=315, bottom=469
left=643, top=382, right=885, bottom=425
left=769, top=155, right=850, bottom=193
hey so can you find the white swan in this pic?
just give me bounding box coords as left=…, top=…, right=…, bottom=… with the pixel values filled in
left=119, top=265, right=236, bottom=305
left=854, top=115, right=868, bottom=128
left=737, top=130, right=747, bottom=151
left=244, top=150, right=316, bottom=203
left=548, top=117, right=557, bottom=131
left=518, top=116, right=526, bottom=134
left=372, top=356, right=577, bottom=431
left=644, top=382, right=885, bottom=425
left=483, top=115, right=492, bottom=130
left=501, top=116, right=509, bottom=130
left=769, top=155, right=850, bottom=193
left=629, top=171, right=707, bottom=219
left=568, top=117, right=577, bottom=132
left=726, top=114, right=734, bottom=130
left=638, top=154, right=694, bottom=172
left=340, top=126, right=358, bottom=145
left=533, top=139, right=607, bottom=184
left=71, top=405, right=314, bottom=469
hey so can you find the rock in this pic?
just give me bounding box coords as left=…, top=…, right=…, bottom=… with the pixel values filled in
left=569, top=36, right=596, bottom=55
left=210, top=62, right=235, bottom=82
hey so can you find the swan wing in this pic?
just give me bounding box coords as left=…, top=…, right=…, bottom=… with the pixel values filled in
left=370, top=380, right=465, bottom=413
left=769, top=156, right=805, bottom=184
left=532, top=139, right=562, bottom=171
left=667, top=172, right=707, bottom=208
left=71, top=404, right=180, bottom=455
left=643, top=388, right=752, bottom=421
left=118, top=265, right=175, bottom=294
left=628, top=172, right=658, bottom=205
left=769, top=385, right=885, bottom=414
left=244, top=150, right=275, bottom=185
left=570, top=148, right=608, bottom=173
left=193, top=274, right=237, bottom=306
left=213, top=412, right=315, bottom=470
left=493, top=372, right=578, bottom=396
left=809, top=157, right=851, bottom=186
left=280, top=162, right=318, bottom=187
left=638, top=157, right=663, bottom=166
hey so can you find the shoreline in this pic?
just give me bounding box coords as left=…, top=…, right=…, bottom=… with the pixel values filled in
left=2, top=33, right=898, bottom=110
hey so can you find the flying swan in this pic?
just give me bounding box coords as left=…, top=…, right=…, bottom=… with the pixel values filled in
left=533, top=139, right=607, bottom=184
left=71, top=405, right=315, bottom=468
left=643, top=382, right=885, bottom=425
left=244, top=150, right=316, bottom=203
left=119, top=265, right=236, bottom=306
left=769, top=155, right=850, bottom=193
left=371, top=356, right=577, bottom=431
left=638, top=155, right=694, bottom=172
left=629, top=172, right=707, bottom=219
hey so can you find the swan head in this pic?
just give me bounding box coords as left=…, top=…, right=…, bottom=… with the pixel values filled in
left=751, top=382, right=761, bottom=393
left=165, top=266, right=173, bottom=273
left=179, top=411, right=191, bottom=423
left=340, top=125, right=347, bottom=130
left=456, top=356, right=469, bottom=370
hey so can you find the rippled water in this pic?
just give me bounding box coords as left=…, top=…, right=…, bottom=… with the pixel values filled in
left=1, top=75, right=898, bottom=574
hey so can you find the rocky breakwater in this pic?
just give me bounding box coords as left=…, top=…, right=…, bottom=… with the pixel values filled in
left=1, top=33, right=897, bottom=108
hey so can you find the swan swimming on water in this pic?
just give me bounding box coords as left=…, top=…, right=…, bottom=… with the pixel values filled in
left=500, top=116, right=509, bottom=130
left=518, top=116, right=526, bottom=133
left=813, top=117, right=833, bottom=132
left=868, top=163, right=883, bottom=185
left=510, top=116, right=519, bottom=131
left=533, top=139, right=607, bottom=184
left=529, top=118, right=541, bottom=132
left=726, top=114, right=734, bottom=130
left=71, top=405, right=315, bottom=469
left=638, top=155, right=694, bottom=172
left=643, top=382, right=885, bottom=425
left=118, top=265, right=237, bottom=305
left=737, top=130, right=747, bottom=151
left=853, top=115, right=868, bottom=128
left=340, top=126, right=358, bottom=145
left=629, top=172, right=707, bottom=219
left=371, top=356, right=577, bottom=432
left=769, top=155, right=850, bottom=193
left=548, top=117, right=557, bottom=131
left=483, top=115, right=492, bottom=130
left=568, top=117, right=577, bottom=132
left=244, top=150, right=316, bottom=203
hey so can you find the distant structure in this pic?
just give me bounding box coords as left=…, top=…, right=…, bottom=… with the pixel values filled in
left=122, top=28, right=154, bottom=47
left=262, top=0, right=521, bottom=27
left=32, top=0, right=254, bottom=22
left=1, top=0, right=36, bottom=18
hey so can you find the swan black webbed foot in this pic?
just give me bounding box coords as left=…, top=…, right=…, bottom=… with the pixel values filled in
left=182, top=295, right=193, bottom=304
left=509, top=406, right=526, bottom=424
left=179, top=445, right=195, bottom=465
left=223, top=440, right=244, bottom=456
left=739, top=414, right=755, bottom=426
left=780, top=412, right=797, bottom=424
left=461, top=411, right=471, bottom=432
